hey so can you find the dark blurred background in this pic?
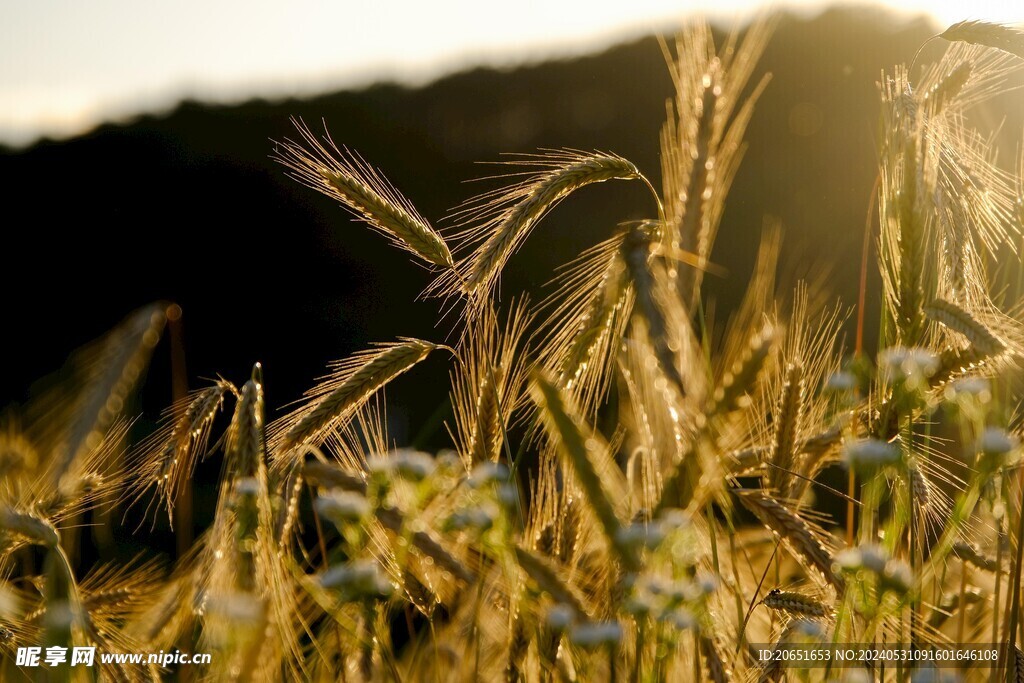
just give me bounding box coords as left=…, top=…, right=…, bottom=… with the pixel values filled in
left=2, top=7, right=1021, bottom=445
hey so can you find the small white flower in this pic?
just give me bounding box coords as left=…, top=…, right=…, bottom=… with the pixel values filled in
left=435, top=449, right=461, bottom=470
left=315, top=491, right=370, bottom=522
left=233, top=477, right=260, bottom=496
left=694, top=572, right=718, bottom=596
left=615, top=523, right=665, bottom=550
left=445, top=504, right=495, bottom=532
left=879, top=347, right=939, bottom=382
left=320, top=560, right=394, bottom=599
left=366, top=455, right=394, bottom=475
left=467, top=462, right=509, bottom=488
left=207, top=593, right=265, bottom=622
left=826, top=371, right=858, bottom=392
left=834, top=544, right=888, bottom=574
left=834, top=548, right=862, bottom=572
left=791, top=618, right=826, bottom=638
left=656, top=509, right=691, bottom=531
left=858, top=544, right=889, bottom=574
left=663, top=608, right=696, bottom=630
left=496, top=483, right=519, bottom=507
left=623, top=593, right=655, bottom=616
left=843, top=439, right=900, bottom=469
left=946, top=377, right=990, bottom=400
left=979, top=427, right=1016, bottom=457
left=391, top=449, right=436, bottom=481
left=882, top=560, right=913, bottom=594
left=545, top=604, right=575, bottom=631
left=568, top=621, right=623, bottom=648
left=910, top=666, right=962, bottom=683
left=366, top=450, right=437, bottom=481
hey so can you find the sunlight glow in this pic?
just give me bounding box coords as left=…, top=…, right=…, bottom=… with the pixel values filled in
left=0, top=0, right=1020, bottom=146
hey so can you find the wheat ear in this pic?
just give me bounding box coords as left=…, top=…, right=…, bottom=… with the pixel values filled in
left=622, top=221, right=685, bottom=394
left=530, top=371, right=637, bottom=571
left=274, top=118, right=453, bottom=269
left=700, top=634, right=728, bottom=683
left=896, top=135, right=927, bottom=345
left=924, top=299, right=1006, bottom=355
left=133, top=380, right=234, bottom=523
left=277, top=339, right=439, bottom=453
left=459, top=151, right=644, bottom=300
left=940, top=21, right=1024, bottom=61
left=468, top=363, right=503, bottom=464
left=951, top=541, right=998, bottom=572
left=762, top=589, right=829, bottom=618
left=675, top=63, right=720, bottom=309
left=929, top=344, right=992, bottom=388
left=543, top=233, right=633, bottom=415
left=224, top=367, right=267, bottom=592
left=737, top=490, right=844, bottom=591
left=514, top=546, right=591, bottom=619
left=709, top=322, right=776, bottom=416
left=60, top=303, right=168, bottom=478
left=922, top=62, right=973, bottom=114
left=757, top=620, right=801, bottom=683
left=767, top=363, right=804, bottom=498
left=227, top=365, right=266, bottom=478
left=0, top=506, right=60, bottom=548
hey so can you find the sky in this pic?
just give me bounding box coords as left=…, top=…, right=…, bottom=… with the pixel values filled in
left=1, top=0, right=1021, bottom=147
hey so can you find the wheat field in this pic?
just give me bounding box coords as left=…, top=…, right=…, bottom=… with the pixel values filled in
left=3, top=16, right=1024, bottom=683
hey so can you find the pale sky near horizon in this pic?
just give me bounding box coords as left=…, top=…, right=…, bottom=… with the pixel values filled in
left=0, top=0, right=1020, bottom=147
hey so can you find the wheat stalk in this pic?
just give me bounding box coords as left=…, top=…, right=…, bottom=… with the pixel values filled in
left=700, top=633, right=729, bottom=683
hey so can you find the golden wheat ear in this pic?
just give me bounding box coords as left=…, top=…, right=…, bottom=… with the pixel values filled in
left=529, top=370, right=637, bottom=571
left=448, top=299, right=531, bottom=470
left=429, top=150, right=656, bottom=308
left=660, top=17, right=773, bottom=310
left=127, top=379, right=235, bottom=526
left=23, top=303, right=168, bottom=479
left=271, top=338, right=442, bottom=456
left=534, top=231, right=632, bottom=417
left=940, top=21, right=1024, bottom=60
left=274, top=117, right=454, bottom=270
